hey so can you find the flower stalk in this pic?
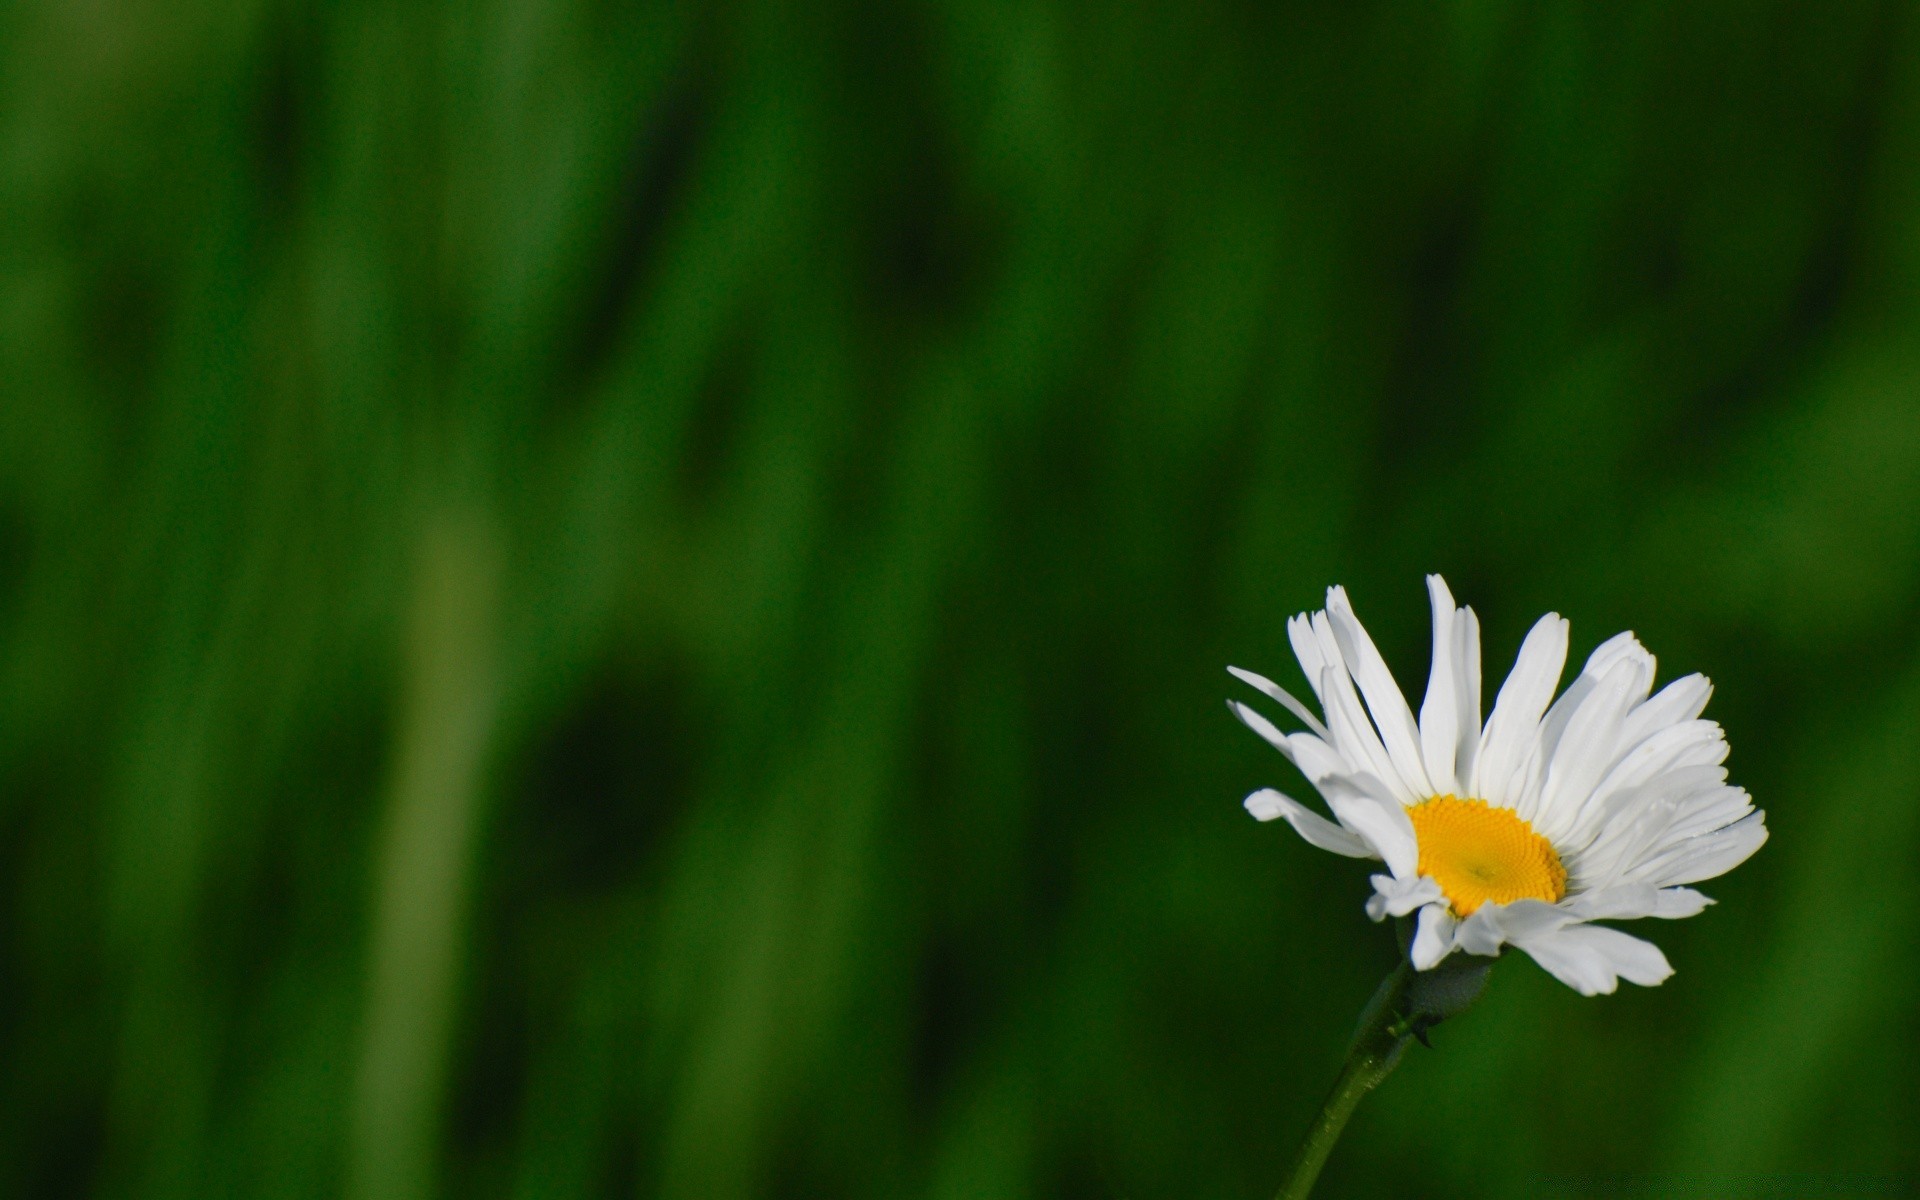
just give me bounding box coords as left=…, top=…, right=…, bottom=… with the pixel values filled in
left=1276, top=939, right=1491, bottom=1200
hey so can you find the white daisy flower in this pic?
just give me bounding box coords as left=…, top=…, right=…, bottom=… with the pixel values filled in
left=1229, top=575, right=1767, bottom=996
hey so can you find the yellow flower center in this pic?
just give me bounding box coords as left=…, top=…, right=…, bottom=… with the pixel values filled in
left=1407, top=795, right=1567, bottom=917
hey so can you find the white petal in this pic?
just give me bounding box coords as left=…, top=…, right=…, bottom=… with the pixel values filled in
left=1244, top=788, right=1377, bottom=858
left=1618, top=673, right=1713, bottom=749
left=1575, top=777, right=1751, bottom=887
left=1586, top=631, right=1654, bottom=683
left=1452, top=906, right=1509, bottom=956
left=1326, top=586, right=1434, bottom=797
left=1568, top=720, right=1729, bottom=843
left=1658, top=786, right=1756, bottom=844
left=1287, top=613, right=1332, bottom=707
left=1651, top=887, right=1714, bottom=918
left=1447, top=898, right=1575, bottom=960
left=1227, top=699, right=1295, bottom=759
left=1629, top=811, right=1769, bottom=886
left=1562, top=634, right=1653, bottom=732
left=1365, top=873, right=1443, bottom=921
left=1283, top=732, right=1353, bottom=785
left=1453, top=605, right=1483, bottom=785
left=1323, top=774, right=1419, bottom=879
left=1230, top=698, right=1374, bottom=790
left=1532, top=657, right=1648, bottom=838
left=1472, top=613, right=1569, bottom=807
left=1515, top=930, right=1618, bottom=994
left=1319, top=664, right=1420, bottom=804
left=1243, top=788, right=1290, bottom=821
left=1568, top=767, right=1740, bottom=890
left=1419, top=575, right=1460, bottom=795
left=1565, top=885, right=1714, bottom=921
left=1227, top=665, right=1331, bottom=742
left=1483, top=897, right=1572, bottom=941
left=1233, top=701, right=1375, bottom=808
left=1583, top=926, right=1675, bottom=986
left=1410, top=903, right=1458, bottom=969
left=1533, top=632, right=1650, bottom=771
left=1513, top=923, right=1673, bottom=994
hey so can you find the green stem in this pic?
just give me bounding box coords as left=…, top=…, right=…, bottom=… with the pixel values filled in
left=1275, top=963, right=1415, bottom=1200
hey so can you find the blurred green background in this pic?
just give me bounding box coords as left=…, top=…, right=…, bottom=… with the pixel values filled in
left=4, top=1, right=1918, bottom=1197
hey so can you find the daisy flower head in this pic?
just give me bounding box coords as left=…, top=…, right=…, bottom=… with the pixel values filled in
left=1228, top=576, right=1767, bottom=996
